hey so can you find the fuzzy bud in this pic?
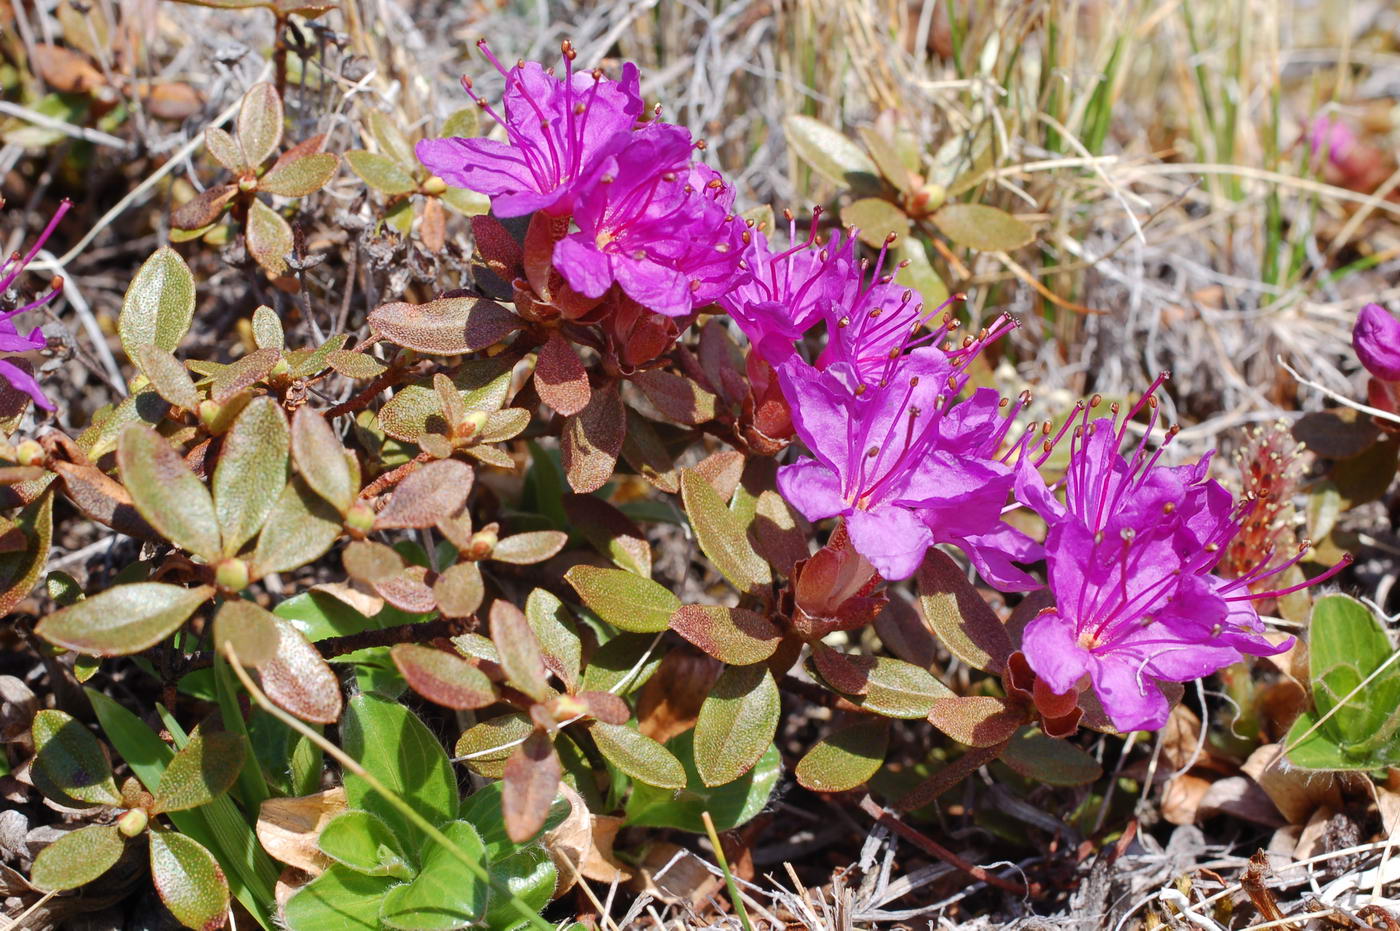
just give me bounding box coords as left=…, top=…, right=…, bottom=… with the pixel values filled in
left=422, top=175, right=448, bottom=196
left=458, top=410, right=490, bottom=440
left=467, top=528, right=498, bottom=561
left=215, top=558, right=250, bottom=593
left=14, top=440, right=43, bottom=468
left=117, top=808, right=149, bottom=837
left=907, top=182, right=946, bottom=216
left=343, top=502, right=376, bottom=537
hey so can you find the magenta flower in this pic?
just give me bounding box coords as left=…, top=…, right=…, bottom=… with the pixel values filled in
left=552, top=123, right=749, bottom=317
left=1015, top=387, right=1340, bottom=731
left=775, top=348, right=1037, bottom=584
left=416, top=41, right=643, bottom=218
left=1354, top=303, right=1400, bottom=382
left=0, top=202, right=67, bottom=412
left=1307, top=114, right=1356, bottom=166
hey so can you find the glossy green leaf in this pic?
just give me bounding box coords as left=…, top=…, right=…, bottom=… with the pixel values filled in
left=680, top=469, right=770, bottom=596
left=590, top=723, right=685, bottom=790
left=483, top=845, right=556, bottom=931
left=317, top=810, right=413, bottom=878
left=149, top=830, right=232, bottom=931
left=795, top=719, right=889, bottom=792
left=932, top=203, right=1034, bottom=252
left=694, top=665, right=780, bottom=787
left=119, top=246, right=196, bottom=363
left=29, top=824, right=124, bottom=891
left=237, top=82, right=283, bottom=168
left=154, top=727, right=248, bottom=813
left=214, top=397, right=290, bottom=557
left=38, top=583, right=212, bottom=656
left=625, top=731, right=780, bottom=833
left=292, top=407, right=355, bottom=512
left=379, top=821, right=490, bottom=929
left=117, top=424, right=220, bottom=561
left=341, top=694, right=456, bottom=842
left=284, top=865, right=393, bottom=931
left=31, top=709, right=121, bottom=806
left=564, top=565, right=679, bottom=634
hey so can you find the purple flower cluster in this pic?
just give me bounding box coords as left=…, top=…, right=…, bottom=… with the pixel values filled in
left=0, top=201, right=66, bottom=412
left=417, top=41, right=746, bottom=318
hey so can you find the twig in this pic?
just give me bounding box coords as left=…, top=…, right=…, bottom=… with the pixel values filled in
left=1278, top=357, right=1400, bottom=427
left=857, top=796, right=1030, bottom=895
left=0, top=101, right=131, bottom=150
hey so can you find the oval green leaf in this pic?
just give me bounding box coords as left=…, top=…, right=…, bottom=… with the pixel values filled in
left=119, top=246, right=195, bottom=363
left=37, top=583, right=212, bottom=656
left=29, top=824, right=124, bottom=891
left=117, top=424, right=220, bottom=561
left=590, top=723, right=685, bottom=790
left=149, top=830, right=231, bottom=931
left=932, top=202, right=1034, bottom=252
left=564, top=565, right=679, bottom=633
left=31, top=709, right=121, bottom=806
left=795, top=719, right=889, bottom=792
left=154, top=727, right=248, bottom=813
left=694, top=665, right=780, bottom=787
left=214, top=396, right=291, bottom=557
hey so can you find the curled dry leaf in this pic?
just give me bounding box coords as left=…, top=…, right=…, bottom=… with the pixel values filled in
left=256, top=786, right=347, bottom=876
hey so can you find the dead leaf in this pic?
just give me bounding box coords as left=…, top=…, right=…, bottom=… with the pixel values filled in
left=632, top=842, right=722, bottom=907
left=256, top=786, right=346, bottom=876
left=542, top=783, right=632, bottom=895
left=635, top=648, right=722, bottom=743
left=1161, top=774, right=1212, bottom=826
left=1241, top=744, right=1343, bottom=825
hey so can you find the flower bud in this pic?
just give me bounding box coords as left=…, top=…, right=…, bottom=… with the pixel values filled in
left=117, top=808, right=149, bottom=837
left=344, top=502, right=376, bottom=537
left=14, top=439, right=43, bottom=467
left=238, top=175, right=259, bottom=193
left=1354, top=303, right=1400, bottom=382
left=271, top=357, right=292, bottom=377
left=467, top=528, right=498, bottom=561
left=422, top=175, right=448, bottom=196
left=215, top=558, right=250, bottom=593
left=458, top=410, right=490, bottom=440
left=907, top=182, right=946, bottom=216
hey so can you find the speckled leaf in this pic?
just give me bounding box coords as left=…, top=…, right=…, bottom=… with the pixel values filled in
left=455, top=712, right=532, bottom=779
left=562, top=381, right=624, bottom=493
left=670, top=605, right=781, bottom=666
left=535, top=330, right=590, bottom=416
left=491, top=600, right=552, bottom=702
left=928, top=695, right=1026, bottom=748
left=134, top=344, right=199, bottom=410
left=259, top=152, right=338, bottom=198
left=154, top=728, right=248, bottom=813
left=368, top=298, right=521, bottom=356
left=246, top=199, right=293, bottom=275
left=291, top=408, right=355, bottom=513
left=795, top=719, right=889, bottom=792
left=286, top=333, right=348, bottom=379
left=120, top=246, right=195, bottom=362
left=634, top=370, right=716, bottom=426
left=391, top=643, right=496, bottom=710
left=117, top=425, right=220, bottom=560
left=564, top=565, right=678, bottom=633
left=345, top=150, right=416, bottom=195
left=590, top=723, right=685, bottom=790
left=37, top=583, right=212, bottom=656
left=172, top=183, right=237, bottom=230
left=694, top=664, right=780, bottom=787
left=840, top=197, right=910, bottom=248
left=251, top=305, right=283, bottom=351
left=932, top=203, right=1034, bottom=252
left=252, top=478, right=342, bottom=576
left=783, top=115, right=877, bottom=187
left=327, top=349, right=387, bottom=379
left=374, top=459, right=472, bottom=530
left=1000, top=728, right=1103, bottom=786
left=681, top=469, right=770, bottom=596
left=492, top=530, right=566, bottom=565
left=204, top=126, right=243, bottom=172
left=214, top=397, right=290, bottom=557
left=216, top=599, right=342, bottom=724
left=431, top=561, right=483, bottom=618
left=29, top=824, right=124, bottom=891
left=916, top=549, right=1011, bottom=673
left=619, top=412, right=679, bottom=493
left=525, top=588, right=582, bottom=691
left=502, top=731, right=560, bottom=844
left=237, top=82, right=283, bottom=168
left=31, top=709, right=121, bottom=806
left=210, top=348, right=280, bottom=403
left=563, top=494, right=650, bottom=576
left=149, top=830, right=230, bottom=931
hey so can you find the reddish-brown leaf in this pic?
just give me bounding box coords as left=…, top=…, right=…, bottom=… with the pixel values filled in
left=171, top=184, right=237, bottom=230
left=562, top=382, right=624, bottom=494
left=53, top=461, right=160, bottom=542
left=535, top=331, right=591, bottom=416
left=490, top=600, right=551, bottom=702
left=563, top=494, right=651, bottom=576
left=368, top=298, right=521, bottom=356
left=670, top=604, right=782, bottom=665
left=373, top=566, right=437, bottom=614
left=916, top=549, right=1012, bottom=673
left=927, top=696, right=1027, bottom=748
left=420, top=197, right=447, bottom=253
left=31, top=44, right=105, bottom=93
left=391, top=644, right=497, bottom=710
left=373, top=459, right=473, bottom=530
left=577, top=691, right=630, bottom=725
left=633, top=369, right=717, bottom=426
left=692, top=450, right=745, bottom=503
left=502, top=730, right=560, bottom=843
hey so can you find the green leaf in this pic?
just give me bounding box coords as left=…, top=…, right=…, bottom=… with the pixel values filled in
left=379, top=821, right=490, bottom=930
left=840, top=197, right=911, bottom=248
left=149, top=830, right=232, bottom=931
left=795, top=719, right=889, bottom=792
left=438, top=107, right=478, bottom=140
left=564, top=565, right=679, bottom=634
left=30, top=709, right=121, bottom=806
left=214, top=397, right=291, bottom=557
left=285, top=865, right=393, bottom=931
left=579, top=634, right=663, bottom=696
left=455, top=712, right=532, bottom=779
left=625, top=731, right=780, bottom=833
left=1284, top=707, right=1361, bottom=771
left=813, top=651, right=952, bottom=719
left=493, top=530, right=567, bottom=565
left=133, top=344, right=200, bottom=409
left=563, top=494, right=651, bottom=576
left=927, top=695, right=1026, bottom=748
left=670, top=605, right=781, bottom=666
left=367, top=111, right=416, bottom=169
left=680, top=469, right=771, bottom=596
left=483, top=845, right=556, bottom=931
left=246, top=198, right=294, bottom=276
left=317, top=810, right=413, bottom=878
left=117, top=424, right=221, bottom=561
left=525, top=589, right=582, bottom=691
left=120, top=246, right=196, bottom=363
left=895, top=236, right=949, bottom=308
left=275, top=590, right=376, bottom=643
left=694, top=665, right=780, bottom=787
left=237, top=82, right=283, bottom=168
left=590, top=723, right=685, bottom=790
left=378, top=359, right=515, bottom=442
left=29, top=824, right=124, bottom=891
left=252, top=477, right=343, bottom=576
left=204, top=126, right=244, bottom=172
left=251, top=305, right=284, bottom=351
left=783, top=115, right=878, bottom=187
left=915, top=549, right=1012, bottom=673
left=341, top=694, right=457, bottom=843
left=292, top=408, right=356, bottom=512
left=999, top=727, right=1102, bottom=786
left=154, top=727, right=248, bottom=813
left=346, top=150, right=417, bottom=195
left=38, top=583, right=212, bottom=656
left=259, top=152, right=339, bottom=197
left=932, top=203, right=1034, bottom=252
left=391, top=643, right=497, bottom=710
left=369, top=298, right=521, bottom=356
left=286, top=333, right=350, bottom=379
left=491, top=601, right=552, bottom=703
